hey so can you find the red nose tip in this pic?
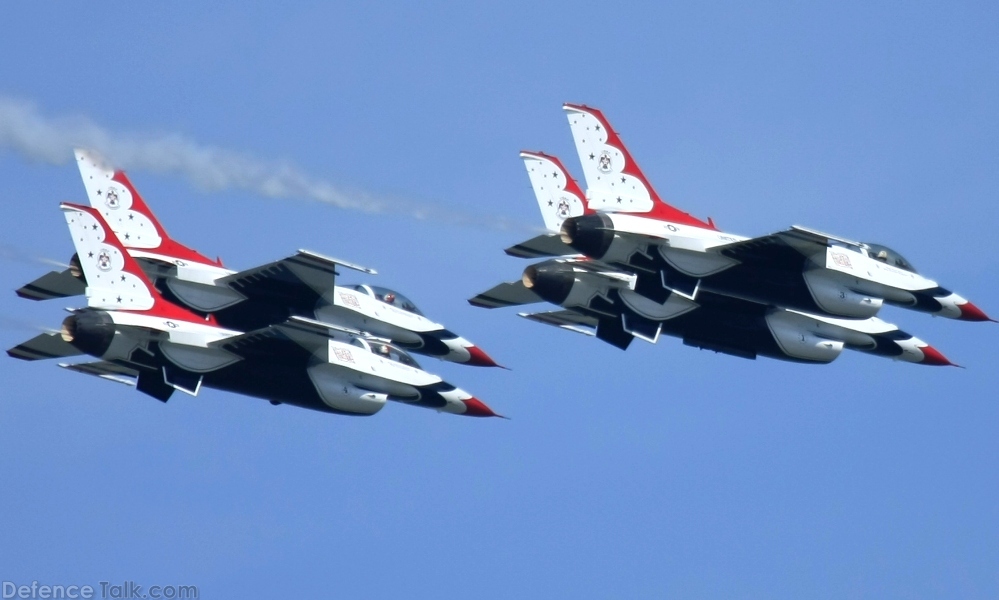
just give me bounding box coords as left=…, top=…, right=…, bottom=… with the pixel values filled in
left=464, top=345, right=501, bottom=368
left=919, top=345, right=956, bottom=367
left=461, top=397, right=502, bottom=418
left=957, top=301, right=993, bottom=322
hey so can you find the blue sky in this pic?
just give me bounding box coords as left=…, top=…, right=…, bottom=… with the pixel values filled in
left=1, top=2, right=997, bottom=598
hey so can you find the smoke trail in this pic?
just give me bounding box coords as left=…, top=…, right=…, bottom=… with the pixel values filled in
left=0, top=242, right=66, bottom=268
left=0, top=97, right=533, bottom=232
left=0, top=312, right=47, bottom=334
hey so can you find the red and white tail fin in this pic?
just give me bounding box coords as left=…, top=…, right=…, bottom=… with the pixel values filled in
left=74, top=149, right=218, bottom=266
left=520, top=151, right=594, bottom=232
left=562, top=104, right=715, bottom=230
left=60, top=203, right=206, bottom=322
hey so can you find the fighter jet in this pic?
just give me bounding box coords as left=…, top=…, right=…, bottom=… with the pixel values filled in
left=9, top=204, right=500, bottom=417
left=509, top=104, right=991, bottom=324
left=470, top=151, right=954, bottom=365
left=17, top=149, right=499, bottom=367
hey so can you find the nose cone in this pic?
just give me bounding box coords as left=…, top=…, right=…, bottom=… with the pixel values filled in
left=461, top=397, right=503, bottom=418
left=934, top=293, right=994, bottom=321
left=440, top=335, right=503, bottom=367
left=464, top=344, right=501, bottom=368
left=957, top=301, right=994, bottom=322
left=919, top=345, right=958, bottom=367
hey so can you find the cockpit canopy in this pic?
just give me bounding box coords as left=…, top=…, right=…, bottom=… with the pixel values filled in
left=864, top=243, right=916, bottom=273
left=349, top=337, right=422, bottom=368
left=349, top=284, right=423, bottom=315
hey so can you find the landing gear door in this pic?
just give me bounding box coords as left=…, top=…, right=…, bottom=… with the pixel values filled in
left=163, top=364, right=203, bottom=397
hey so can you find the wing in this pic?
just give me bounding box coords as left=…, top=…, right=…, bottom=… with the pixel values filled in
left=217, top=250, right=375, bottom=307
left=209, top=315, right=365, bottom=362
left=710, top=226, right=860, bottom=271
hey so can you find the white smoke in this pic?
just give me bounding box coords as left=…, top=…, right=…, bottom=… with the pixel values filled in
left=0, top=313, right=48, bottom=334
left=0, top=96, right=531, bottom=231
left=0, top=242, right=66, bottom=268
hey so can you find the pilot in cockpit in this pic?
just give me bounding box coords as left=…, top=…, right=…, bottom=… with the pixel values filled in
left=865, top=243, right=916, bottom=273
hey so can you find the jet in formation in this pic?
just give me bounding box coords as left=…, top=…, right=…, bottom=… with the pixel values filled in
left=9, top=151, right=501, bottom=418
left=471, top=104, right=991, bottom=365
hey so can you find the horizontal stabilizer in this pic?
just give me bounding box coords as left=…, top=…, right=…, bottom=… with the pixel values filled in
left=16, top=269, right=85, bottom=301
left=566, top=259, right=638, bottom=285
left=518, top=309, right=598, bottom=336
left=8, top=333, right=84, bottom=361
left=504, top=234, right=578, bottom=259
left=59, top=361, right=138, bottom=386
left=469, top=281, right=543, bottom=309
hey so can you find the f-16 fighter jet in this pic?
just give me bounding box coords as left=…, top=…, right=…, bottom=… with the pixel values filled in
left=470, top=152, right=955, bottom=365
left=9, top=204, right=500, bottom=417
left=509, top=104, right=991, bottom=324
left=17, top=150, right=498, bottom=367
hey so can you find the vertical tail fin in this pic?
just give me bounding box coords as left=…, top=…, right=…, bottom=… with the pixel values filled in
left=60, top=203, right=205, bottom=321
left=74, top=148, right=218, bottom=265
left=520, top=151, right=593, bottom=232
left=562, top=104, right=715, bottom=230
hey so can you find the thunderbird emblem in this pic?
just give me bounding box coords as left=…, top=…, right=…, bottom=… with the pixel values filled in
left=105, top=188, right=120, bottom=209
left=333, top=347, right=355, bottom=363
left=556, top=198, right=571, bottom=218
left=831, top=251, right=852, bottom=269
left=339, top=292, right=361, bottom=308
left=598, top=151, right=613, bottom=173
left=96, top=250, right=113, bottom=271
